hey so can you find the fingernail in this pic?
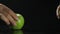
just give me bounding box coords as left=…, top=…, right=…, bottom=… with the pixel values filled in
left=0, top=4, right=2, bottom=5
left=16, top=18, right=19, bottom=21
left=13, top=23, right=16, bottom=26
left=7, top=23, right=10, bottom=25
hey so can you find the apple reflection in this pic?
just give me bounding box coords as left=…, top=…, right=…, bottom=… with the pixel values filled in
left=13, top=30, right=23, bottom=34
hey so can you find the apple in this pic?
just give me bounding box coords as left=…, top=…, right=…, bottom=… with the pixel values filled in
left=12, top=14, right=24, bottom=30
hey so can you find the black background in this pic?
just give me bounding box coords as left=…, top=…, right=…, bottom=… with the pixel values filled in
left=0, top=0, right=60, bottom=32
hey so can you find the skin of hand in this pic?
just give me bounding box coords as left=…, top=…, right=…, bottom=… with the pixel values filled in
left=0, top=3, right=19, bottom=26
left=56, top=5, right=60, bottom=19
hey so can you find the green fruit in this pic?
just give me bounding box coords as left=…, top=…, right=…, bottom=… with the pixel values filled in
left=12, top=14, right=24, bottom=29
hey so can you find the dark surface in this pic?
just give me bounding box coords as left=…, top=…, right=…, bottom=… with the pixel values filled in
left=0, top=30, right=44, bottom=34
left=0, top=0, right=60, bottom=33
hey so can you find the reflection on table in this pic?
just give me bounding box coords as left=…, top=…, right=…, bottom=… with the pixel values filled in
left=13, top=30, right=23, bottom=34
left=0, top=30, right=24, bottom=34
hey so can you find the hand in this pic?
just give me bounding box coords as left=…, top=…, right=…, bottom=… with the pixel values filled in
left=56, top=5, right=60, bottom=19
left=0, top=3, right=18, bottom=26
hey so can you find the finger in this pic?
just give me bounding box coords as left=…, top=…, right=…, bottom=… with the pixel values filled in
left=7, top=15, right=16, bottom=26
left=0, top=13, right=10, bottom=25
left=2, top=12, right=16, bottom=26
left=56, top=5, right=60, bottom=19
left=8, top=10, right=18, bottom=21
left=0, top=4, right=3, bottom=13
left=1, top=4, right=18, bottom=21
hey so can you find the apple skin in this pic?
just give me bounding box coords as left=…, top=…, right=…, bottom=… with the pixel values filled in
left=12, top=14, right=24, bottom=30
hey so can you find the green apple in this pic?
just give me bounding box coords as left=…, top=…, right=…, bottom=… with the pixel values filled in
left=12, top=14, right=24, bottom=30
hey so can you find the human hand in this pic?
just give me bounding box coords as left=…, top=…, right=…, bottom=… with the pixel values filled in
left=56, top=5, right=60, bottom=19
left=0, top=3, right=18, bottom=26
